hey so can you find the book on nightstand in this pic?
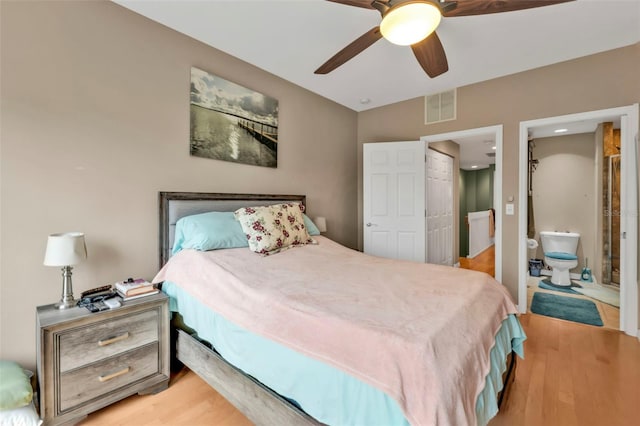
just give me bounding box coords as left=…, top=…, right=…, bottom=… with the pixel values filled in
left=114, top=278, right=157, bottom=298
left=116, top=288, right=160, bottom=301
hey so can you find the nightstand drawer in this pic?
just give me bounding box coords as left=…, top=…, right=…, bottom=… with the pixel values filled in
left=38, top=293, right=169, bottom=425
left=59, top=342, right=159, bottom=412
left=59, top=309, right=158, bottom=372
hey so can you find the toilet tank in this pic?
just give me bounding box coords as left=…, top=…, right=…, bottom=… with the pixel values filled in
left=540, top=231, right=580, bottom=254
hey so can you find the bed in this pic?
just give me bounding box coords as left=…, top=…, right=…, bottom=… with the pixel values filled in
left=154, top=191, right=525, bottom=426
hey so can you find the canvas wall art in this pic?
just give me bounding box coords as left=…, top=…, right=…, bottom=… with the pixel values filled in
left=190, top=67, right=279, bottom=168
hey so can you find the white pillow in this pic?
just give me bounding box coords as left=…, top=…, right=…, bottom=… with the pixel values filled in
left=234, top=202, right=315, bottom=255
left=0, top=401, right=42, bottom=426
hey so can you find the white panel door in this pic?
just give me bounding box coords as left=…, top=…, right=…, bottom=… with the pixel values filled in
left=426, top=148, right=454, bottom=266
left=363, top=141, right=426, bottom=262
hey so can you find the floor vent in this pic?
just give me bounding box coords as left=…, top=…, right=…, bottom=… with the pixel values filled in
left=424, top=89, right=456, bottom=125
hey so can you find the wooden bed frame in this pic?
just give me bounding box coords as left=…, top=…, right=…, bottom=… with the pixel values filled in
left=159, top=192, right=321, bottom=425
left=157, top=191, right=516, bottom=425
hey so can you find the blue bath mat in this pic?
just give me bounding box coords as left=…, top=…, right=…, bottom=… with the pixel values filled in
left=530, top=292, right=603, bottom=326
left=538, top=278, right=580, bottom=294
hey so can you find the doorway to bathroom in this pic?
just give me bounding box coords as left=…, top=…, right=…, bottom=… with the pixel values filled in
left=518, top=104, right=638, bottom=335
left=526, top=130, right=618, bottom=328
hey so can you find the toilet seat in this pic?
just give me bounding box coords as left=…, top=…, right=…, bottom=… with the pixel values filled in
left=545, top=251, right=578, bottom=261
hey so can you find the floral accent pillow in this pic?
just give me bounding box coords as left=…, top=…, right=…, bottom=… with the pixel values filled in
left=234, top=203, right=316, bottom=255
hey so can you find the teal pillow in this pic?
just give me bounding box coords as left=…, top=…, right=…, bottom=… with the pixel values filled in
left=172, top=211, right=249, bottom=255
left=303, top=214, right=320, bottom=236
left=0, top=361, right=32, bottom=410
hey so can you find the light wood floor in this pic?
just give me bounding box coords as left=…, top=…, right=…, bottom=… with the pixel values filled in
left=460, top=245, right=619, bottom=329
left=78, top=313, right=640, bottom=426
left=489, top=314, right=639, bottom=426
left=77, top=367, right=252, bottom=426
left=527, top=278, right=620, bottom=330
left=459, top=244, right=495, bottom=277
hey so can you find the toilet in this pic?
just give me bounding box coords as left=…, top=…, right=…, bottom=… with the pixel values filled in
left=539, top=231, right=580, bottom=286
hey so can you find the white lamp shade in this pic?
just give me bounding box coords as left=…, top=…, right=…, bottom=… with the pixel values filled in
left=43, top=232, right=87, bottom=266
left=314, top=217, right=327, bottom=233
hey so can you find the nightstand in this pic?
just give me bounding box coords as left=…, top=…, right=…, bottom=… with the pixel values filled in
left=36, top=292, right=170, bottom=425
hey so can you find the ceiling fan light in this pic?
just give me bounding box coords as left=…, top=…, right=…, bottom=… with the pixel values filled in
left=380, top=2, right=442, bottom=46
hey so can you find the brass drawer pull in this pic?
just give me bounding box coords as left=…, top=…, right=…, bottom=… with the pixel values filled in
left=98, top=332, right=129, bottom=347
left=98, top=367, right=130, bottom=382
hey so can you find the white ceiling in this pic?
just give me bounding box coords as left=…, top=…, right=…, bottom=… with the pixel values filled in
left=113, top=0, right=638, bottom=168
left=530, top=115, right=621, bottom=139
left=454, top=133, right=497, bottom=170
left=114, top=0, right=640, bottom=112
left=452, top=115, right=620, bottom=170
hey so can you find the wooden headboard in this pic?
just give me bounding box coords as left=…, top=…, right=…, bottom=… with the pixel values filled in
left=158, top=192, right=306, bottom=268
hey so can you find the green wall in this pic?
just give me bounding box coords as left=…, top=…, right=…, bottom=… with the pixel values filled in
left=459, top=165, right=495, bottom=257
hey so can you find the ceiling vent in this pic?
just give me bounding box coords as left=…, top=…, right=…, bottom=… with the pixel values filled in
left=485, top=152, right=496, bottom=158
left=424, top=89, right=456, bottom=125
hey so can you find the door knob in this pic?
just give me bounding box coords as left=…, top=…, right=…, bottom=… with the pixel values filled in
left=366, top=222, right=376, bottom=227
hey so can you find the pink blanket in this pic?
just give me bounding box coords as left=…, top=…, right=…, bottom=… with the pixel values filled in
left=154, top=236, right=518, bottom=425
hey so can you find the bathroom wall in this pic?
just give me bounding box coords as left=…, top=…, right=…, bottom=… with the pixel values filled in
left=531, top=133, right=596, bottom=273
left=459, top=165, right=495, bottom=257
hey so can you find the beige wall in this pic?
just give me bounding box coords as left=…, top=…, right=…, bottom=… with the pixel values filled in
left=357, top=43, right=640, bottom=310
left=530, top=133, right=596, bottom=274
left=2, top=2, right=638, bottom=368
left=0, top=1, right=357, bottom=367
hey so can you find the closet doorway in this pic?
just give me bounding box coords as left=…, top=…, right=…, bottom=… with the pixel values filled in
left=426, top=148, right=454, bottom=266
left=361, top=141, right=455, bottom=266
left=422, top=125, right=503, bottom=282
left=363, top=141, right=426, bottom=262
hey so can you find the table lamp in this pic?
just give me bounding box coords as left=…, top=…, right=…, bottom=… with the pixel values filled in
left=43, top=232, right=87, bottom=309
left=314, top=217, right=327, bottom=233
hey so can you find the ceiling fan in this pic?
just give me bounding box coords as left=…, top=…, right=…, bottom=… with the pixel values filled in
left=316, top=0, right=574, bottom=78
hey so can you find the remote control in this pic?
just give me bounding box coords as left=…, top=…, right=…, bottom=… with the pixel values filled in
left=86, top=301, right=109, bottom=313
left=81, top=285, right=113, bottom=299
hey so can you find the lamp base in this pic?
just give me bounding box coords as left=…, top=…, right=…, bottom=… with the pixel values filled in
left=55, top=298, right=76, bottom=310
left=55, top=266, right=76, bottom=309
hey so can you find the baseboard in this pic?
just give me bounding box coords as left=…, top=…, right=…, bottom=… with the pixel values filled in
left=637, top=329, right=640, bottom=341
left=518, top=302, right=527, bottom=314
left=468, top=243, right=494, bottom=259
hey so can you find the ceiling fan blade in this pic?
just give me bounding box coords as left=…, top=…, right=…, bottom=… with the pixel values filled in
left=326, top=0, right=377, bottom=10
left=315, top=27, right=383, bottom=74
left=411, top=31, right=449, bottom=78
left=443, top=0, right=575, bottom=17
